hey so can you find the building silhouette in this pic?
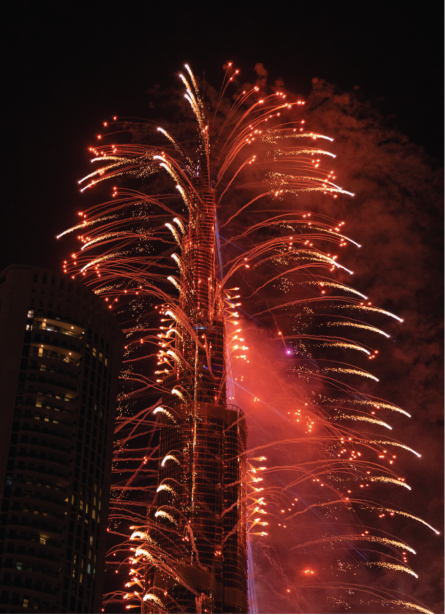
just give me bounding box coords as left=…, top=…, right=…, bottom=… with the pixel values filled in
left=0, top=265, right=123, bottom=613
left=142, top=172, right=248, bottom=613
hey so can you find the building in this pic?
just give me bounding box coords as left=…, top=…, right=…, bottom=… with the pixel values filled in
left=141, top=171, right=248, bottom=613
left=0, top=265, right=123, bottom=614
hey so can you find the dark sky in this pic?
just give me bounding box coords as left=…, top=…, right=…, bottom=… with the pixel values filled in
left=2, top=2, right=443, bottom=272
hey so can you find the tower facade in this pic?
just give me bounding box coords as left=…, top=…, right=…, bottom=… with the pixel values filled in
left=0, top=265, right=123, bottom=614
left=143, top=175, right=248, bottom=613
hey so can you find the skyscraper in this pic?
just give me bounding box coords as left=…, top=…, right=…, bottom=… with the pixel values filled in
left=0, top=264, right=123, bottom=614
left=142, top=173, right=248, bottom=614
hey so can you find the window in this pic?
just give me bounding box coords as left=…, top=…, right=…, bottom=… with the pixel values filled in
left=39, top=536, right=46, bottom=545
left=27, top=310, right=34, bottom=318
left=16, top=562, right=23, bottom=570
left=23, top=598, right=29, bottom=608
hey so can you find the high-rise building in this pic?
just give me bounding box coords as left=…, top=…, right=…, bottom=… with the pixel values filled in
left=142, top=173, right=248, bottom=614
left=0, top=264, right=123, bottom=614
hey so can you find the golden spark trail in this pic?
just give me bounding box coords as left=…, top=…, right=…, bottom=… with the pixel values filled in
left=371, top=476, right=412, bottom=490
left=327, top=321, right=391, bottom=338
left=367, top=561, right=418, bottom=578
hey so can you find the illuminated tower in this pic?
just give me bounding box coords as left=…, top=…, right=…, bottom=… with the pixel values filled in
left=144, top=157, right=248, bottom=613
left=0, top=265, right=123, bottom=614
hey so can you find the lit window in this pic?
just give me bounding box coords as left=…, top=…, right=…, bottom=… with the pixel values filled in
left=38, top=348, right=43, bottom=357
left=23, top=598, right=29, bottom=608
left=16, top=561, right=23, bottom=570
left=87, top=563, right=91, bottom=574
left=39, top=536, right=46, bottom=545
left=93, top=347, right=97, bottom=357
left=104, top=357, right=108, bottom=367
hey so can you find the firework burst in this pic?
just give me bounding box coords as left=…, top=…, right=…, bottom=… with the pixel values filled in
left=60, top=64, right=436, bottom=614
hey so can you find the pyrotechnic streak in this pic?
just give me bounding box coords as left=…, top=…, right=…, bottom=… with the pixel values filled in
left=324, top=367, right=379, bottom=381
left=142, top=593, right=165, bottom=608
left=378, top=508, right=440, bottom=534
left=62, top=63, right=432, bottom=615
left=319, top=342, right=371, bottom=355
left=135, top=548, right=156, bottom=563
left=153, top=407, right=176, bottom=423
left=348, top=304, right=404, bottom=322
left=154, top=510, right=177, bottom=525
left=167, top=276, right=181, bottom=291
left=336, top=415, right=392, bottom=430
left=371, top=441, right=419, bottom=456
left=173, top=217, right=186, bottom=234
left=292, top=535, right=416, bottom=555
left=327, top=321, right=391, bottom=338
left=368, top=561, right=418, bottom=578
left=80, top=231, right=130, bottom=251
left=56, top=215, right=117, bottom=239
left=161, top=454, right=180, bottom=467
left=165, top=223, right=182, bottom=245
left=352, top=400, right=411, bottom=418
left=301, top=280, right=368, bottom=298
left=387, top=601, right=433, bottom=614
left=80, top=251, right=126, bottom=272
left=156, top=484, right=177, bottom=496
left=371, top=476, right=412, bottom=490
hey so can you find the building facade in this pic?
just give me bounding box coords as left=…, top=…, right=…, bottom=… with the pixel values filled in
left=0, top=265, right=123, bottom=613
left=140, top=171, right=248, bottom=613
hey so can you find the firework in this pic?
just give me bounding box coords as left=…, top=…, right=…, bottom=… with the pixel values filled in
left=61, top=64, right=436, bottom=614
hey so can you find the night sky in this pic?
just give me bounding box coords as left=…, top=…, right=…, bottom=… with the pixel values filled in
left=2, top=3, right=443, bottom=272
left=3, top=2, right=443, bottom=612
